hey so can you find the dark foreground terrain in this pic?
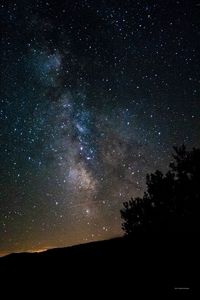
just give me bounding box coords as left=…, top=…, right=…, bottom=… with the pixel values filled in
left=0, top=235, right=198, bottom=297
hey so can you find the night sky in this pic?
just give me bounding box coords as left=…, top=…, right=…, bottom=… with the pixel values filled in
left=1, top=0, right=200, bottom=256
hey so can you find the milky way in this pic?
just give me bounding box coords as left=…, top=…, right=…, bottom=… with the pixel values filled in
left=1, top=0, right=200, bottom=255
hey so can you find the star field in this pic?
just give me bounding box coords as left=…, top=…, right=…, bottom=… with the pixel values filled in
left=1, top=0, right=200, bottom=255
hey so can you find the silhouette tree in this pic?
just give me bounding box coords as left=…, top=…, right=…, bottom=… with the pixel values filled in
left=121, top=145, right=200, bottom=234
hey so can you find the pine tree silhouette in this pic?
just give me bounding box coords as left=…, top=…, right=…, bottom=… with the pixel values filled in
left=121, top=145, right=200, bottom=233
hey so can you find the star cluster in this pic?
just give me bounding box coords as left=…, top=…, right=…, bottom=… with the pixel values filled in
left=1, top=0, right=200, bottom=255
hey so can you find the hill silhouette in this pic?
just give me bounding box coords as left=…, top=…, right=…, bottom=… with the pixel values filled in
left=0, top=235, right=198, bottom=297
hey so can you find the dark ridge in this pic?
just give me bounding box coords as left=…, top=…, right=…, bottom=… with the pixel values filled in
left=0, top=235, right=198, bottom=297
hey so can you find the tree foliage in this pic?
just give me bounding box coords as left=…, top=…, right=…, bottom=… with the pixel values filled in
left=121, top=145, right=200, bottom=233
